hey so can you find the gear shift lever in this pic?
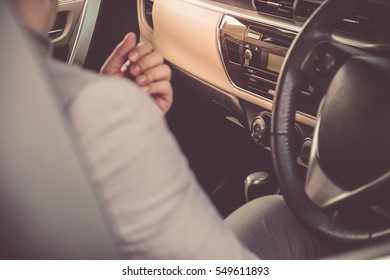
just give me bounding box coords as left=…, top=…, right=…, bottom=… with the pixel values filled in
left=244, top=172, right=274, bottom=202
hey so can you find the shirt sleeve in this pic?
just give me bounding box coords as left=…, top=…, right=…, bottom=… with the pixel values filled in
left=67, top=77, right=257, bottom=259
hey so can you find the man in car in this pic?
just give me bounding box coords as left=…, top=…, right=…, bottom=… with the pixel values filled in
left=9, top=0, right=332, bottom=260
left=9, top=0, right=260, bottom=259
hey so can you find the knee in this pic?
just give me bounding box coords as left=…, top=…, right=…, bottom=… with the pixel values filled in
left=226, top=195, right=291, bottom=229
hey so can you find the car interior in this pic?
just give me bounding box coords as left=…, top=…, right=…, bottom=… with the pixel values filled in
left=1, top=0, right=389, bottom=259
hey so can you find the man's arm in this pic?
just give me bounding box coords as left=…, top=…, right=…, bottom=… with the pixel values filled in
left=100, top=32, right=173, bottom=113
left=69, top=77, right=257, bottom=259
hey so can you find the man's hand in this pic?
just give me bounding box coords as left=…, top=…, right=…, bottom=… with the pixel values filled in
left=101, top=32, right=173, bottom=114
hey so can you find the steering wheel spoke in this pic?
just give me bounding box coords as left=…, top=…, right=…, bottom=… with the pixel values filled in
left=301, top=41, right=366, bottom=99
left=305, top=129, right=390, bottom=211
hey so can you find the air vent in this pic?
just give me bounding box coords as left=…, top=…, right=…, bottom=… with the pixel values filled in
left=295, top=0, right=390, bottom=41
left=334, top=2, right=387, bottom=41
left=144, top=0, right=154, bottom=29
left=252, top=0, right=295, bottom=20
left=226, top=39, right=240, bottom=64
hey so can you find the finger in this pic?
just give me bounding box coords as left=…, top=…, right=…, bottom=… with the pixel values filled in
left=120, top=60, right=131, bottom=73
left=142, top=81, right=173, bottom=113
left=153, top=95, right=173, bottom=114
left=130, top=51, right=164, bottom=76
left=142, top=80, right=173, bottom=102
left=100, top=32, right=137, bottom=75
left=135, top=64, right=172, bottom=86
left=127, top=41, right=154, bottom=63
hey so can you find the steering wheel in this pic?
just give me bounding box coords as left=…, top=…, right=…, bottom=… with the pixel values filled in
left=271, top=0, right=390, bottom=243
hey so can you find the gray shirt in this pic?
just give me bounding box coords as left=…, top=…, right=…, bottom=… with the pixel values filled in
left=31, top=30, right=257, bottom=259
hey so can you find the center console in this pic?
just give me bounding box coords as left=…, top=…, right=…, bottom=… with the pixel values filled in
left=218, top=15, right=318, bottom=163
left=218, top=15, right=320, bottom=117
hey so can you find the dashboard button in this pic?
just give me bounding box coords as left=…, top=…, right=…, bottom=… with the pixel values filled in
left=300, top=137, right=313, bottom=165
left=251, top=112, right=271, bottom=146
left=244, top=49, right=253, bottom=61
left=314, top=50, right=336, bottom=75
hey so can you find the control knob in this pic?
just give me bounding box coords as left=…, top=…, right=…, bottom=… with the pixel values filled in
left=251, top=112, right=271, bottom=146
left=244, top=49, right=253, bottom=60
left=300, top=137, right=313, bottom=165
left=244, top=49, right=253, bottom=65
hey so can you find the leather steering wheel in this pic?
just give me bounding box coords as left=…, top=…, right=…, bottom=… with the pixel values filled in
left=271, top=0, right=390, bottom=243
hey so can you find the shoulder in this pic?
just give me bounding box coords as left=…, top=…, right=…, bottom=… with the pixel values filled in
left=62, top=69, right=164, bottom=142
left=46, top=58, right=98, bottom=103
left=45, top=58, right=161, bottom=119
left=72, top=74, right=161, bottom=121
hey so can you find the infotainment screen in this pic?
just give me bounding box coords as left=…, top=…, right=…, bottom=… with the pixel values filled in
left=267, top=53, right=284, bottom=73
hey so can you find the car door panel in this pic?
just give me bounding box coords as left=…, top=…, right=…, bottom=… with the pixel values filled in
left=52, top=0, right=85, bottom=62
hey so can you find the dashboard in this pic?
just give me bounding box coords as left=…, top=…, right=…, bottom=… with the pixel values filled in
left=138, top=0, right=390, bottom=162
